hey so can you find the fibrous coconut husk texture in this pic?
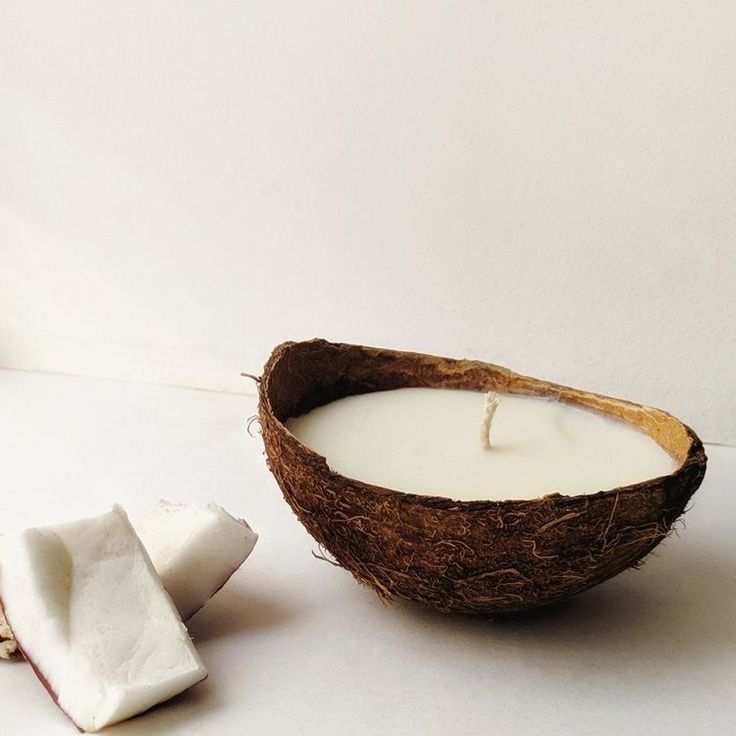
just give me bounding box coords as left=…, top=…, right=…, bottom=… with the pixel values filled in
left=259, top=339, right=707, bottom=615
left=0, top=603, right=18, bottom=659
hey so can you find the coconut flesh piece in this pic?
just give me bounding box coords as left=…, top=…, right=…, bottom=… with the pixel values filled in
left=0, top=506, right=207, bottom=732
left=137, top=501, right=258, bottom=621
left=0, top=501, right=258, bottom=662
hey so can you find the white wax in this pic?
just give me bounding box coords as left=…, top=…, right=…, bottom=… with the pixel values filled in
left=287, top=388, right=678, bottom=501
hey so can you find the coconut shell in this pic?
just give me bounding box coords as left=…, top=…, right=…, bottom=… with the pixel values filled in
left=258, top=339, right=707, bottom=615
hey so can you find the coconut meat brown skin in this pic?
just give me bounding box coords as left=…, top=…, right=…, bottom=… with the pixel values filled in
left=0, top=506, right=208, bottom=732
left=259, top=339, right=707, bottom=616
left=137, top=501, right=259, bottom=621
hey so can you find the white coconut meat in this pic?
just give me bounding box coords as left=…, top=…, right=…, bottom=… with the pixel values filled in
left=0, top=506, right=207, bottom=732
left=0, top=501, right=258, bottom=665
left=137, top=501, right=258, bottom=621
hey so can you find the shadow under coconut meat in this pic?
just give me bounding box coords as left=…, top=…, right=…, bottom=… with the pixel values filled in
left=257, top=339, right=707, bottom=616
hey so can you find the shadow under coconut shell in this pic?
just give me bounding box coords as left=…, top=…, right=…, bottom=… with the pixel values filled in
left=389, top=546, right=735, bottom=673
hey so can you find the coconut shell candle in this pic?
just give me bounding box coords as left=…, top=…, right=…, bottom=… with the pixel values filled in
left=258, top=339, right=707, bottom=615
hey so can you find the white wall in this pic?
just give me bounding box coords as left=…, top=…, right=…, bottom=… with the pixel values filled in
left=1, top=1, right=734, bottom=443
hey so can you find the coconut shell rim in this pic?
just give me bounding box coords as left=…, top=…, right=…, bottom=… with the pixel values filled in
left=259, top=338, right=707, bottom=512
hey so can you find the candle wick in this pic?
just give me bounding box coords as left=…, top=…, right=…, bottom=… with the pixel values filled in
left=481, top=391, right=502, bottom=449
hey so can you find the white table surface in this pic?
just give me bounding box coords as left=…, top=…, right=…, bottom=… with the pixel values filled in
left=0, top=369, right=733, bottom=736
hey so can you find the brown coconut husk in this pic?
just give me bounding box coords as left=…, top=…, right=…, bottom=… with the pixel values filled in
left=258, top=339, right=707, bottom=615
left=0, top=603, right=18, bottom=660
